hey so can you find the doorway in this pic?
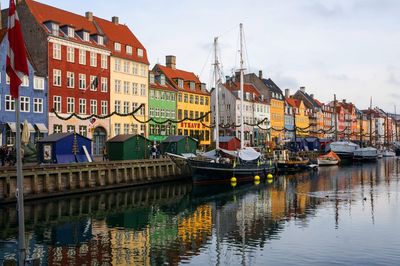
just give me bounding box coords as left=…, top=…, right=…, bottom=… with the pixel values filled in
left=93, top=127, right=107, bottom=156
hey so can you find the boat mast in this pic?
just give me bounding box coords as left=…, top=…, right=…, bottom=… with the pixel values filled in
left=213, top=37, right=220, bottom=150
left=395, top=106, right=398, bottom=142
left=369, top=97, right=373, bottom=146
left=334, top=94, right=338, bottom=141
left=239, top=23, right=244, bottom=150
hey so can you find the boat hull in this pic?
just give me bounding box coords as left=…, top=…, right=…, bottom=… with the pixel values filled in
left=188, top=159, right=275, bottom=184
left=317, top=159, right=339, bottom=166
left=276, top=161, right=309, bottom=172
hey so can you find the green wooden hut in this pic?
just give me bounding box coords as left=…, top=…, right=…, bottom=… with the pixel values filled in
left=106, top=134, right=151, bottom=160
left=161, top=136, right=197, bottom=156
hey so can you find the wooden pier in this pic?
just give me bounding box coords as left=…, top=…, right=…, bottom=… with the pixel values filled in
left=0, top=158, right=190, bottom=203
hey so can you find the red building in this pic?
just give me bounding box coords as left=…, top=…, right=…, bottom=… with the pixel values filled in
left=219, top=136, right=241, bottom=151
left=17, top=0, right=111, bottom=155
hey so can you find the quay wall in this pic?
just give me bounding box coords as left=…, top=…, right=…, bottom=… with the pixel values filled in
left=0, top=158, right=190, bottom=203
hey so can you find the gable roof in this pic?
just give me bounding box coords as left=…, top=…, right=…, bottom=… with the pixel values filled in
left=93, top=16, right=149, bottom=65
left=38, top=133, right=91, bottom=142
left=155, top=64, right=209, bottom=96
left=286, top=97, right=301, bottom=108
left=25, top=0, right=109, bottom=50
left=224, top=81, right=266, bottom=103
left=107, top=134, right=149, bottom=143
left=262, top=78, right=284, bottom=98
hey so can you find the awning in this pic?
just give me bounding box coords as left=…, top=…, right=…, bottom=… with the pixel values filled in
left=35, top=123, right=48, bottom=133
left=7, top=122, right=17, bottom=132
left=27, top=123, right=36, bottom=133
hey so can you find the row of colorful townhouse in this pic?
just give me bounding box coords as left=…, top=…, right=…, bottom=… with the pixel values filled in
left=0, top=0, right=397, bottom=154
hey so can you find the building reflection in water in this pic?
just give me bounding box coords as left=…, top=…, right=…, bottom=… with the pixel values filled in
left=0, top=159, right=399, bottom=265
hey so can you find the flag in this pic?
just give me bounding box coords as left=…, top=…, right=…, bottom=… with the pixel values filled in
left=91, top=76, right=99, bottom=90
left=233, top=160, right=237, bottom=168
left=6, top=0, right=29, bottom=99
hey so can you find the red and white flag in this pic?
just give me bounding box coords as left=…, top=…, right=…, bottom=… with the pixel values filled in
left=6, top=0, right=29, bottom=99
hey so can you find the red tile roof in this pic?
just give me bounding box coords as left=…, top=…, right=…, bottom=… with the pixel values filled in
left=25, top=0, right=109, bottom=49
left=93, top=16, right=149, bottom=65
left=224, top=82, right=266, bottom=103
left=286, top=97, right=301, bottom=108
left=314, top=99, right=323, bottom=107
left=150, top=81, right=177, bottom=92
left=156, top=64, right=209, bottom=95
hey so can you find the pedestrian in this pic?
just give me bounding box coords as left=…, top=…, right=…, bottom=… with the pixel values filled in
left=102, top=146, right=107, bottom=161
left=151, top=144, right=157, bottom=159
left=0, top=146, right=5, bottom=166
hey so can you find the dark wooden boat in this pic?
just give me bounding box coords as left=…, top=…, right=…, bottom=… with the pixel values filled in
left=273, top=149, right=309, bottom=173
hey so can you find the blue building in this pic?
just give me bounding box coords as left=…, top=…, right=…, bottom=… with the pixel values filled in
left=284, top=98, right=294, bottom=141
left=0, top=29, right=48, bottom=146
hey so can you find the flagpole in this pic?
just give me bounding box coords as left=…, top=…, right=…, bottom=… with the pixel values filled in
left=15, top=96, right=26, bottom=265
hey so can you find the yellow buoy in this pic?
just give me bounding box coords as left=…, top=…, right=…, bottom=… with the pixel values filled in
left=231, top=177, right=237, bottom=183
left=254, top=180, right=260, bottom=185
left=267, top=173, right=273, bottom=179
left=231, top=181, right=237, bottom=187
left=267, top=178, right=273, bottom=184
left=254, top=175, right=260, bottom=181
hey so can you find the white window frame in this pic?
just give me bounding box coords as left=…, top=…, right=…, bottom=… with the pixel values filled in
left=101, top=54, right=108, bottom=69
left=67, top=72, right=74, bottom=88
left=114, top=80, right=121, bottom=93
left=33, top=98, right=43, bottom=113
left=90, top=52, right=97, bottom=67
left=52, top=23, right=59, bottom=36
left=79, top=74, right=86, bottom=90
left=83, top=32, right=90, bottom=42
left=114, top=100, right=121, bottom=113
left=79, top=49, right=86, bottom=65
left=97, top=36, right=104, bottom=45
left=53, top=43, right=61, bottom=60
left=90, top=99, right=97, bottom=115
left=34, top=76, right=45, bottom=90
left=68, top=27, right=75, bottom=38
left=53, top=96, right=61, bottom=113
left=137, top=48, right=144, bottom=57
left=5, top=95, right=15, bottom=111
left=123, top=81, right=130, bottom=94
left=67, top=97, right=75, bottom=114
left=21, top=76, right=29, bottom=87
left=53, top=69, right=61, bottom=87
left=67, top=47, right=75, bottom=63
left=123, top=61, right=130, bottom=73
left=101, top=77, right=108, bottom=92
left=126, top=45, right=132, bottom=54
left=114, top=42, right=121, bottom=51
left=101, top=101, right=108, bottom=115
left=114, top=123, right=121, bottom=135
left=79, top=98, right=86, bottom=114
left=114, top=59, right=121, bottom=71
left=90, top=75, right=97, bottom=91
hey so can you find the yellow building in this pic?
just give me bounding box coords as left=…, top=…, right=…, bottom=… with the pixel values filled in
left=263, top=79, right=285, bottom=143
left=286, top=98, right=309, bottom=137
left=154, top=56, right=211, bottom=148
left=94, top=16, right=149, bottom=138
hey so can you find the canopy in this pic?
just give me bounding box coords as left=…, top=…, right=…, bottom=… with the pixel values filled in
left=202, top=147, right=260, bottom=161
left=319, top=151, right=341, bottom=161
left=35, top=123, right=48, bottom=133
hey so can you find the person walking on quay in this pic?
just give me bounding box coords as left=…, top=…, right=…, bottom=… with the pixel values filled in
left=102, top=146, right=108, bottom=161
left=151, top=144, right=157, bottom=159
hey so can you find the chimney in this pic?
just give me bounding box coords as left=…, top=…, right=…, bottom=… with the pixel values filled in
left=111, top=16, right=119, bottom=25
left=285, top=88, right=290, bottom=98
left=300, top=86, right=305, bottom=93
left=85, top=11, right=93, bottom=21
left=310, top=94, right=314, bottom=99
left=165, top=55, right=176, bottom=69
left=258, top=70, right=263, bottom=79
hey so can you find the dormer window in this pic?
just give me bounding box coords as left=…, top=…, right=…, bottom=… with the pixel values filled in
left=52, top=23, right=59, bottom=36
left=137, top=48, right=144, bottom=57
left=189, top=81, right=195, bottom=90
left=149, top=73, right=155, bottom=84
left=201, top=83, right=206, bottom=92
left=177, top=79, right=184, bottom=89
left=97, top=36, right=104, bottom=45
left=83, top=32, right=90, bottom=42
left=126, top=45, right=132, bottom=54
left=246, top=92, right=251, bottom=100
left=115, top=42, right=121, bottom=51
left=160, top=74, right=166, bottom=86
left=68, top=27, right=75, bottom=38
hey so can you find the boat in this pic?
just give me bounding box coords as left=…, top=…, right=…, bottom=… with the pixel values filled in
left=330, top=141, right=359, bottom=160
left=353, top=147, right=378, bottom=161
left=382, top=149, right=396, bottom=157
left=273, top=149, right=309, bottom=172
left=317, top=151, right=340, bottom=166
left=377, top=150, right=383, bottom=159
left=187, top=25, right=275, bottom=184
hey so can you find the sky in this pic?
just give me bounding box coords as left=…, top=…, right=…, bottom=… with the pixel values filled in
left=1, top=0, right=399, bottom=112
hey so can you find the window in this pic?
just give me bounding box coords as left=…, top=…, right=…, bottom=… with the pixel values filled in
left=195, top=96, right=199, bottom=104
left=132, top=124, right=138, bottom=135
left=114, top=80, right=121, bottom=93
left=123, top=61, right=130, bottom=73
left=114, top=123, right=121, bottom=135
left=101, top=101, right=107, bottom=115
left=34, top=76, right=44, bottom=90
left=83, top=32, right=89, bottom=42
left=178, top=93, right=182, bottom=102
left=205, top=97, right=209, bottom=105
left=140, top=65, right=146, bottom=77
left=190, top=82, right=195, bottom=90
left=67, top=47, right=74, bottom=63
left=53, top=43, right=61, bottom=60
left=53, top=96, right=61, bottom=112
left=79, top=74, right=86, bottom=89
left=140, top=84, right=146, bottom=96
left=5, top=95, right=15, bottom=111
left=184, top=110, right=188, bottom=118
left=90, top=76, right=97, bottom=91
left=124, top=123, right=130, bottom=134
left=79, top=126, right=87, bottom=137
left=53, top=124, right=62, bottom=133
left=114, top=100, right=121, bottom=113
left=200, top=96, right=204, bottom=105
left=97, top=36, right=104, bottom=45
left=33, top=98, right=43, bottom=113
left=132, top=63, right=138, bottom=75
left=53, top=69, right=61, bottom=86
left=67, top=125, right=75, bottom=133
left=189, top=95, right=194, bottom=104
left=79, top=49, right=86, bottom=65
left=101, top=77, right=108, bottom=92
left=51, top=23, right=59, bottom=36
left=132, top=102, right=138, bottom=112
left=140, top=104, right=145, bottom=116
left=184, top=94, right=188, bottom=103
left=114, top=59, right=121, bottom=71
left=123, top=101, right=129, bottom=114
left=160, top=109, right=165, bottom=117
left=132, top=83, right=138, bottom=95
left=126, top=45, right=132, bottom=54
left=101, top=54, right=108, bottom=69
left=79, top=99, right=86, bottom=114
left=114, top=42, right=121, bottom=51
left=149, top=107, right=154, bottom=117
left=67, top=97, right=74, bottom=113
left=90, top=100, right=97, bottom=115
left=160, top=74, right=165, bottom=85
left=124, top=81, right=130, bottom=94
left=67, top=72, right=74, bottom=88
left=90, top=52, right=97, bottom=67
left=150, top=90, right=154, bottom=99
left=21, top=76, right=29, bottom=87
left=68, top=27, right=75, bottom=38
left=178, top=79, right=184, bottom=88
left=137, top=48, right=143, bottom=57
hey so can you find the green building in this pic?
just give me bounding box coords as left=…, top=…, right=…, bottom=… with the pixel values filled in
left=106, top=134, right=151, bottom=160
left=161, top=136, right=198, bottom=155
left=148, top=72, right=177, bottom=143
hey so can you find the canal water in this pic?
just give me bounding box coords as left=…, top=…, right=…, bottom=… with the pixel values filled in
left=1, top=158, right=400, bottom=265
